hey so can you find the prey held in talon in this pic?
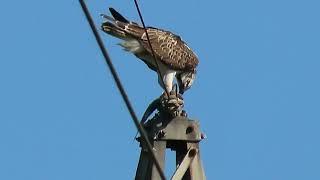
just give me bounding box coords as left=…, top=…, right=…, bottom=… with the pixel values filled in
left=101, top=8, right=199, bottom=95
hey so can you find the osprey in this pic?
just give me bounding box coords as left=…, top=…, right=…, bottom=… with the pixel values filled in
left=101, top=8, right=199, bottom=94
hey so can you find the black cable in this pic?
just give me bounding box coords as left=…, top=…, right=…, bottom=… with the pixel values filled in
left=78, top=1, right=166, bottom=179
left=133, top=0, right=170, bottom=97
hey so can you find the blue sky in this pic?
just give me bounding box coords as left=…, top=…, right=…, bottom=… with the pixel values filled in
left=1, top=0, right=320, bottom=179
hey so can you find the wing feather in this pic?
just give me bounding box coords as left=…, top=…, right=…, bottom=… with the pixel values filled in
left=140, top=28, right=198, bottom=71
left=102, top=9, right=198, bottom=71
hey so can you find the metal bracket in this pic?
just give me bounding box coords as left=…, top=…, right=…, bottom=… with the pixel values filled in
left=171, top=148, right=197, bottom=180
left=135, top=116, right=206, bottom=180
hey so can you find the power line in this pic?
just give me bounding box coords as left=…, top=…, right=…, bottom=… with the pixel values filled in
left=133, top=0, right=170, bottom=97
left=78, top=1, right=166, bottom=179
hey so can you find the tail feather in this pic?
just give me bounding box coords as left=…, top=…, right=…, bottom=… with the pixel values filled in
left=101, top=7, right=145, bottom=39
left=100, top=14, right=115, bottom=22
left=101, top=21, right=127, bottom=39
left=109, top=8, right=129, bottom=23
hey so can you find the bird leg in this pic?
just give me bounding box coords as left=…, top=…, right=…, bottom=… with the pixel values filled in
left=158, top=69, right=176, bottom=94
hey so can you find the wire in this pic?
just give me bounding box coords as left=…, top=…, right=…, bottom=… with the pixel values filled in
left=78, top=1, right=166, bottom=179
left=133, top=0, right=170, bottom=97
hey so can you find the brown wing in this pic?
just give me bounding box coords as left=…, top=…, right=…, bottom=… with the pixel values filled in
left=140, top=28, right=199, bottom=71
left=102, top=12, right=198, bottom=71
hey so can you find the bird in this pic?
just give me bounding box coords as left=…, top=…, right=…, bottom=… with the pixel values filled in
left=101, top=8, right=199, bottom=94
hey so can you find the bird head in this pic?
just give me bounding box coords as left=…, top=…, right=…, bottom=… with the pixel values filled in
left=177, top=69, right=196, bottom=94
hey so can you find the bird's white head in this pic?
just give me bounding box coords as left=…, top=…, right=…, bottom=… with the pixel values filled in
left=177, top=69, right=196, bottom=94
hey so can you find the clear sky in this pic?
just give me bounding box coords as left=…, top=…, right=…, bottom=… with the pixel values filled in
left=1, top=0, right=320, bottom=179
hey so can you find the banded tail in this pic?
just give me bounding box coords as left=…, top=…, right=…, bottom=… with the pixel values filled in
left=101, top=8, right=144, bottom=40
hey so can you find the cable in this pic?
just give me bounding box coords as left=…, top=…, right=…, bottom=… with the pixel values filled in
left=78, top=1, right=166, bottom=179
left=132, top=0, right=170, bottom=97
